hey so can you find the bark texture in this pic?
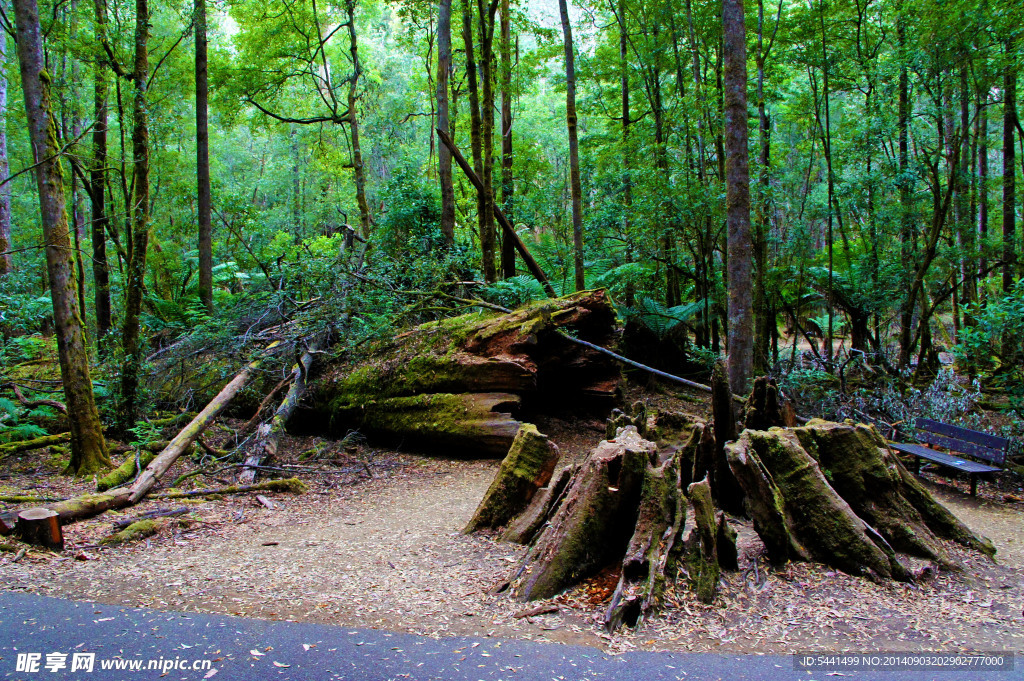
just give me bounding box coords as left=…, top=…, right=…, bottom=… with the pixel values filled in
left=436, top=0, right=455, bottom=246
left=558, top=0, right=585, bottom=292
left=14, top=0, right=110, bottom=475
left=196, top=0, right=213, bottom=313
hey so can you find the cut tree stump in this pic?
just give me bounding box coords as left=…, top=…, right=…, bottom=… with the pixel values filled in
left=303, top=291, right=621, bottom=454
left=465, top=423, right=560, bottom=533
left=16, top=508, right=63, bottom=550
left=510, top=426, right=655, bottom=601
left=725, top=422, right=995, bottom=581
left=501, top=464, right=576, bottom=545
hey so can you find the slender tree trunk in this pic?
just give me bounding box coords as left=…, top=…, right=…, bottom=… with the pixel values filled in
left=462, top=0, right=489, bottom=278
left=897, top=0, right=914, bottom=366
left=978, top=89, right=988, bottom=286
left=753, top=0, right=771, bottom=374
left=117, top=0, right=151, bottom=435
left=290, top=125, right=301, bottom=237
left=91, top=0, right=111, bottom=346
left=196, top=0, right=213, bottom=313
left=616, top=0, right=633, bottom=306
left=1003, top=38, right=1017, bottom=293
left=0, top=29, right=12, bottom=276
left=14, top=0, right=110, bottom=474
left=499, top=0, right=515, bottom=278
left=959, top=65, right=976, bottom=323
left=436, top=0, right=455, bottom=247
left=723, top=0, right=753, bottom=394
left=558, top=0, right=584, bottom=291
left=685, top=0, right=712, bottom=346
left=475, top=0, right=497, bottom=282
left=346, top=0, right=371, bottom=238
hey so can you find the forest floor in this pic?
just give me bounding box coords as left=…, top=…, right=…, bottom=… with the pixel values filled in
left=3, top=389, right=1024, bottom=655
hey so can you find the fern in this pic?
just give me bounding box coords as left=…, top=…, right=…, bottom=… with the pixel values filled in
left=624, top=297, right=706, bottom=339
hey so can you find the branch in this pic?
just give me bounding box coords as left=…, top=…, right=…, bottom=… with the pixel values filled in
left=245, top=97, right=346, bottom=125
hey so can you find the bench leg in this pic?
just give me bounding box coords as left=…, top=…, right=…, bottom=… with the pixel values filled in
left=913, top=456, right=921, bottom=475
left=970, top=475, right=977, bottom=497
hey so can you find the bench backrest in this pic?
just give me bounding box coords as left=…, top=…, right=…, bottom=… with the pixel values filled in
left=915, top=418, right=1010, bottom=467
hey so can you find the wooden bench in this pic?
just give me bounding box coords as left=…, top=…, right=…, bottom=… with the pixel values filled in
left=889, top=417, right=1010, bottom=496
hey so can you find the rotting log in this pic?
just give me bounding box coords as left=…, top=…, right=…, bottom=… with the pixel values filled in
left=100, top=518, right=163, bottom=545
left=150, top=477, right=307, bottom=499
left=510, top=426, right=655, bottom=601
left=15, top=508, right=63, bottom=550
left=465, top=423, right=560, bottom=533
left=113, top=507, right=189, bottom=531
left=97, top=449, right=157, bottom=492
left=238, top=337, right=323, bottom=484
left=303, top=291, right=621, bottom=453
left=0, top=432, right=71, bottom=456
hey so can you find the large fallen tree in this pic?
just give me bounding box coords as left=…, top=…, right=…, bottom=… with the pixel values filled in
left=301, top=290, right=622, bottom=453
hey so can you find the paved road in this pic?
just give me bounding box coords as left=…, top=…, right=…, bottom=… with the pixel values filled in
left=0, top=593, right=1016, bottom=681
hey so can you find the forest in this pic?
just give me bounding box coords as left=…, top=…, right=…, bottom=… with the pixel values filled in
left=0, top=0, right=1023, bottom=657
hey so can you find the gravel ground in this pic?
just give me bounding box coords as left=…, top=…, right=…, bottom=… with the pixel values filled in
left=5, top=443, right=1023, bottom=655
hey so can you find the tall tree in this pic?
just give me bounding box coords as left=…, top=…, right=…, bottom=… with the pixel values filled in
left=196, top=0, right=213, bottom=313
left=345, top=0, right=372, bottom=238
left=0, top=28, right=11, bottom=277
left=90, top=0, right=112, bottom=346
left=499, top=0, right=515, bottom=278
left=1003, top=37, right=1017, bottom=293
left=436, top=0, right=455, bottom=247
left=14, top=0, right=110, bottom=474
left=558, top=0, right=584, bottom=292
left=118, top=0, right=152, bottom=434
left=723, top=0, right=753, bottom=393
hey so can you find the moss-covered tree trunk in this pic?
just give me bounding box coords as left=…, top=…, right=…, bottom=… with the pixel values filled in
left=14, top=0, right=110, bottom=475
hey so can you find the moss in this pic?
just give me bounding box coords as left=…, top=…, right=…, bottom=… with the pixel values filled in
left=100, top=519, right=161, bottom=545
left=465, top=423, right=559, bottom=533
left=96, top=450, right=157, bottom=492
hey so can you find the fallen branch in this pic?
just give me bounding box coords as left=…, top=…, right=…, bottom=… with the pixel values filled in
left=112, top=506, right=190, bottom=531
left=128, top=344, right=280, bottom=504
left=238, top=337, right=323, bottom=484
left=150, top=477, right=307, bottom=499
left=0, top=432, right=71, bottom=456
left=7, top=384, right=67, bottom=414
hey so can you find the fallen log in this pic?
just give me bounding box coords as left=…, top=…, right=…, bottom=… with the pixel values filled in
left=112, top=506, right=189, bottom=531
left=238, top=338, right=323, bottom=484
left=100, top=518, right=164, bottom=546
left=149, top=477, right=306, bottom=499
left=129, top=345, right=279, bottom=503
left=304, top=291, right=621, bottom=453
left=0, top=432, right=71, bottom=456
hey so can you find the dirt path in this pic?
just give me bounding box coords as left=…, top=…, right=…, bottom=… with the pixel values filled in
left=6, top=454, right=1024, bottom=654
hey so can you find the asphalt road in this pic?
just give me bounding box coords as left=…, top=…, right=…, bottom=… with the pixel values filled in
left=0, top=593, right=1016, bottom=681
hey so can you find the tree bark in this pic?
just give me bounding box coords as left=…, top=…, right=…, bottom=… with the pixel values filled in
left=1003, top=37, right=1017, bottom=293
left=91, top=0, right=112, bottom=348
left=499, top=0, right=515, bottom=278
left=558, top=0, right=585, bottom=292
left=0, top=29, right=12, bottom=277
left=117, top=0, right=151, bottom=435
left=461, top=0, right=492, bottom=280
left=346, top=0, right=372, bottom=238
left=14, top=0, right=110, bottom=475
left=722, top=0, right=753, bottom=394
left=477, top=0, right=497, bottom=282
left=196, top=0, right=213, bottom=314
left=436, top=0, right=455, bottom=247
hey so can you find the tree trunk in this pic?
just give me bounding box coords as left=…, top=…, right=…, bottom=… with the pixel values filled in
left=304, top=291, right=621, bottom=450
left=499, top=0, right=515, bottom=278
left=91, top=0, right=112, bottom=348
left=346, top=0, right=371, bottom=238
left=477, top=0, right=497, bottom=282
left=959, top=65, right=976, bottom=321
left=117, top=0, right=151, bottom=435
left=461, top=0, right=491, bottom=280
left=978, top=87, right=988, bottom=285
left=14, top=0, right=110, bottom=475
left=753, top=0, right=771, bottom=375
left=436, top=0, right=455, bottom=247
left=722, top=0, right=753, bottom=394
left=196, top=0, right=213, bottom=313
left=0, top=29, right=12, bottom=277
left=1003, top=37, right=1016, bottom=293
left=558, top=0, right=585, bottom=292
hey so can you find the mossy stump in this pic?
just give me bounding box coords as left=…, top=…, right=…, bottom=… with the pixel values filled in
left=465, top=423, right=560, bottom=533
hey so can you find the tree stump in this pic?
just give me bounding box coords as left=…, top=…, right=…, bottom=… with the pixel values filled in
left=510, top=426, right=655, bottom=601
left=465, top=424, right=560, bottom=533
left=16, top=508, right=63, bottom=550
